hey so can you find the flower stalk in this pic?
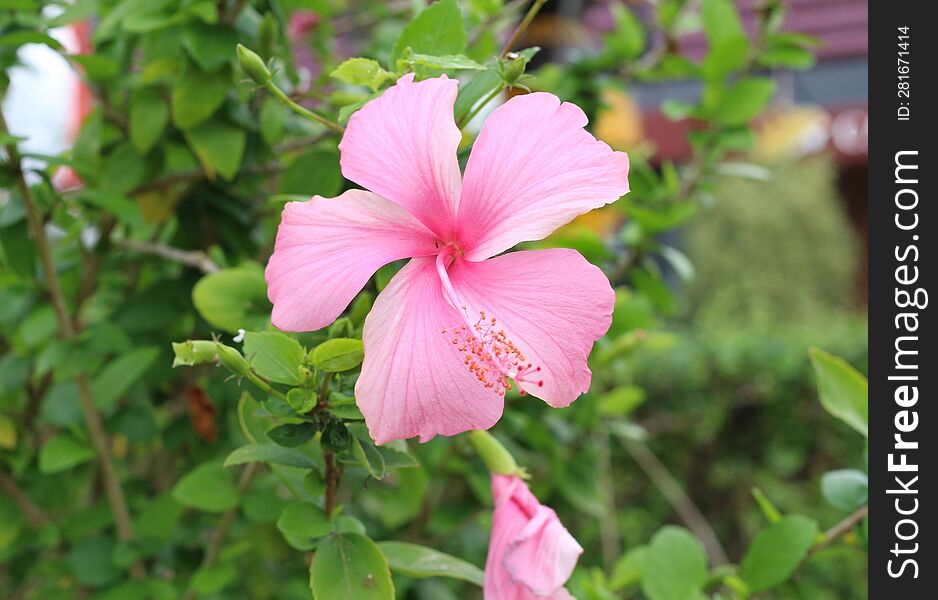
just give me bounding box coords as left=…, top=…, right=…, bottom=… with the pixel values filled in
left=237, top=44, right=345, bottom=134
left=468, top=430, right=524, bottom=477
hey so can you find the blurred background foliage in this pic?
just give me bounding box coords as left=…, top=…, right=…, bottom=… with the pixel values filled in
left=1, top=0, right=868, bottom=599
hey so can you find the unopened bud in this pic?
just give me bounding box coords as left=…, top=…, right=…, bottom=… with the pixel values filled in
left=216, top=342, right=250, bottom=376
left=501, top=52, right=526, bottom=85
left=237, top=44, right=271, bottom=85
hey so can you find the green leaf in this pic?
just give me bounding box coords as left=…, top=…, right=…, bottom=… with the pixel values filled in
left=759, top=33, right=821, bottom=69
left=700, top=0, right=749, bottom=79
left=312, top=338, right=364, bottom=372
left=91, top=346, right=160, bottom=410
left=39, top=434, right=96, bottom=473
left=598, top=385, right=645, bottom=417
left=377, top=541, right=484, bottom=586
left=191, top=562, right=237, bottom=595
left=191, top=264, right=270, bottom=333
left=260, top=97, right=286, bottom=145
left=279, top=149, right=342, bottom=198
left=607, top=3, right=646, bottom=59
left=321, top=420, right=352, bottom=452
left=68, top=54, right=120, bottom=80
left=820, top=469, right=868, bottom=511
left=640, top=527, right=707, bottom=600
left=130, top=87, right=169, bottom=153
left=758, top=45, right=815, bottom=69
left=351, top=436, right=386, bottom=480
left=268, top=422, right=317, bottom=447
left=243, top=331, right=305, bottom=385
left=740, top=515, right=818, bottom=593
left=67, top=537, right=119, bottom=586
left=182, top=23, right=238, bottom=71
left=224, top=444, right=320, bottom=469
left=390, top=0, right=466, bottom=63
left=661, top=99, right=697, bottom=121
left=0, top=0, right=38, bottom=9
left=183, top=117, right=246, bottom=180
left=713, top=77, right=775, bottom=126
left=809, top=347, right=868, bottom=437
left=398, top=51, right=486, bottom=71
left=0, top=31, right=63, bottom=50
left=172, top=464, right=239, bottom=512
left=277, top=502, right=331, bottom=550
left=99, top=143, right=153, bottom=194
left=331, top=58, right=396, bottom=91
left=172, top=64, right=230, bottom=129
left=701, top=0, right=745, bottom=44
left=610, top=547, right=646, bottom=591
left=310, top=534, right=395, bottom=600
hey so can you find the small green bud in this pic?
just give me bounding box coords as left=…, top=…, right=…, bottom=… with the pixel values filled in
left=501, top=52, right=526, bottom=86
left=172, top=340, right=218, bottom=367
left=237, top=44, right=272, bottom=85
left=216, top=342, right=250, bottom=376
left=297, top=365, right=314, bottom=385
left=467, top=430, right=521, bottom=477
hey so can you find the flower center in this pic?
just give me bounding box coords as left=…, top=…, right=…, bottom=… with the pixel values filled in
left=435, top=248, right=544, bottom=395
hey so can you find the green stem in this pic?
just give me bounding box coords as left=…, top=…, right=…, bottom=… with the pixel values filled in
left=246, top=370, right=290, bottom=403
left=317, top=372, right=334, bottom=407
left=458, top=84, right=505, bottom=129
left=809, top=504, right=868, bottom=556
left=265, top=82, right=345, bottom=134
left=499, top=0, right=549, bottom=57
left=467, top=430, right=523, bottom=477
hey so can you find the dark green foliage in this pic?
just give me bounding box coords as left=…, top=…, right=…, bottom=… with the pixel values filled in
left=685, top=158, right=859, bottom=328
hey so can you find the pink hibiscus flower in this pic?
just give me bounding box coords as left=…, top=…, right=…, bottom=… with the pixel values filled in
left=266, top=73, right=629, bottom=444
left=485, top=474, right=583, bottom=599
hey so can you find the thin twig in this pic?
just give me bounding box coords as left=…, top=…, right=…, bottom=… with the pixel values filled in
left=324, top=451, right=339, bottom=517
left=180, top=463, right=259, bottom=600
left=116, top=239, right=219, bottom=274
left=810, top=504, right=868, bottom=556
left=499, top=0, right=548, bottom=57
left=0, top=469, right=49, bottom=528
left=1, top=108, right=145, bottom=579
left=618, top=435, right=730, bottom=566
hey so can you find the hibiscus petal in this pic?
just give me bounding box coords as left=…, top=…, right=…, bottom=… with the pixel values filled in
left=355, top=257, right=504, bottom=444
left=449, top=249, right=614, bottom=407
left=266, top=190, right=436, bottom=332
left=458, top=92, right=630, bottom=260
left=339, top=73, right=462, bottom=239
left=504, top=506, right=584, bottom=596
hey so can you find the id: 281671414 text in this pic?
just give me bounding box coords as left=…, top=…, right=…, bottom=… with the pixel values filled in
left=897, top=26, right=911, bottom=121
